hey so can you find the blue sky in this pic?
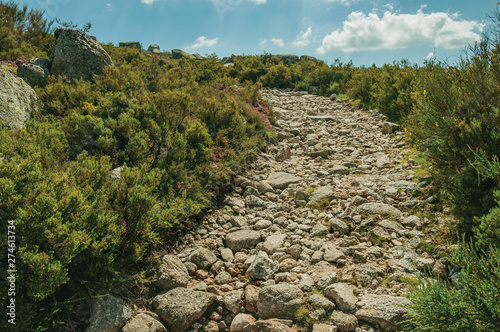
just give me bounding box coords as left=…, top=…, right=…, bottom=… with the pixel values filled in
left=16, top=0, right=497, bottom=66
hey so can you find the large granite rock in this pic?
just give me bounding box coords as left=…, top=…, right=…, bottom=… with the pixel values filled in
left=308, top=186, right=336, bottom=206
left=0, top=66, right=42, bottom=130
left=172, top=49, right=196, bottom=59
left=86, top=295, right=132, bottom=332
left=266, top=172, right=302, bottom=190
left=17, top=58, right=50, bottom=87
left=245, top=251, right=279, bottom=280
left=226, top=230, right=261, bottom=252
left=355, top=294, right=411, bottom=331
left=51, top=28, right=113, bottom=81
left=324, top=283, right=357, bottom=311
left=156, top=254, right=190, bottom=289
left=190, top=247, right=218, bottom=270
left=119, top=41, right=142, bottom=50
left=153, top=288, right=216, bottom=332
left=122, top=312, right=167, bottom=332
left=257, top=283, right=304, bottom=319
left=357, top=203, right=402, bottom=218
left=148, top=44, right=161, bottom=54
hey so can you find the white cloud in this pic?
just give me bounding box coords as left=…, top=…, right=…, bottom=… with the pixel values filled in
left=327, top=0, right=358, bottom=6
left=317, top=9, right=482, bottom=53
left=426, top=52, right=436, bottom=59
left=251, top=0, right=267, bottom=3
left=141, top=0, right=159, bottom=5
left=271, top=38, right=285, bottom=47
left=188, top=36, right=219, bottom=49
left=292, top=27, right=313, bottom=48
left=106, top=3, right=112, bottom=9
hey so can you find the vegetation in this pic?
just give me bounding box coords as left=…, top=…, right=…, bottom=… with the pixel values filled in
left=1, top=0, right=500, bottom=330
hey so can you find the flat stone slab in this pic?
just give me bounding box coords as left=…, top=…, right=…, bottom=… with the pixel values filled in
left=308, top=186, right=336, bottom=206
left=357, top=203, right=402, bottom=218
left=307, top=115, right=335, bottom=121
left=226, top=230, right=262, bottom=252
left=153, top=288, right=216, bottom=332
left=355, top=294, right=411, bottom=331
left=267, top=172, right=302, bottom=190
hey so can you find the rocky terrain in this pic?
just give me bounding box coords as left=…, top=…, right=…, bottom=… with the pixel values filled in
left=84, top=89, right=451, bottom=332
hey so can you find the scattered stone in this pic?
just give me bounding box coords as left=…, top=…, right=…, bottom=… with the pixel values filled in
left=190, top=247, right=218, bottom=270
left=172, top=49, right=196, bottom=59
left=86, top=295, right=132, bottom=332
left=230, top=313, right=256, bottom=332
left=266, top=172, right=302, bottom=190
left=257, top=283, right=304, bottom=319
left=276, top=146, right=292, bottom=162
left=381, top=122, right=399, bottom=134
left=246, top=251, right=279, bottom=280
left=355, top=294, right=411, bottom=331
left=226, top=230, right=262, bottom=252
left=357, top=203, right=402, bottom=218
left=308, top=187, right=336, bottom=206
left=330, top=311, right=358, bottom=332
left=148, top=44, right=161, bottom=54
left=329, top=218, right=349, bottom=235
left=224, top=290, right=243, bottom=314
left=156, top=254, right=190, bottom=289
left=17, top=58, right=50, bottom=87
left=325, top=283, right=357, bottom=311
left=122, top=313, right=167, bottom=332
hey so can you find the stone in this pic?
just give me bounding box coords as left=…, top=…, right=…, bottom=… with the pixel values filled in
left=226, top=230, right=262, bottom=252
left=172, top=49, right=196, bottom=59
left=309, top=294, right=336, bottom=311
left=246, top=251, right=279, bottom=280
left=312, top=324, right=338, bottom=332
left=382, top=122, right=399, bottom=134
left=329, top=218, right=349, bottom=235
left=317, top=271, right=338, bottom=289
left=86, top=295, right=132, bottom=332
left=355, top=294, right=411, bottom=331
left=0, top=66, right=42, bottom=130
left=357, top=203, right=402, bottom=218
left=323, top=246, right=346, bottom=263
left=17, top=58, right=50, bottom=87
left=275, top=146, right=291, bottom=162
left=224, top=290, right=243, bottom=314
left=221, top=248, right=234, bottom=262
left=324, top=283, right=357, bottom=311
left=433, top=261, right=448, bottom=279
left=215, top=271, right=233, bottom=285
left=153, top=288, right=216, bottom=332
left=246, top=195, right=266, bottom=208
left=245, top=284, right=260, bottom=312
left=230, top=313, right=256, bottom=332
left=148, top=44, right=161, bottom=54
left=261, top=234, right=287, bottom=255
left=51, top=28, right=113, bottom=81
left=311, top=223, right=330, bottom=237
left=258, top=181, right=275, bottom=194
left=121, top=313, right=167, bottom=332
left=354, top=265, right=383, bottom=287
left=257, top=283, right=304, bottom=319
left=119, top=41, right=142, bottom=50
left=190, top=247, right=218, bottom=270
left=242, top=320, right=293, bottom=331
left=307, top=115, right=335, bottom=121
left=330, top=311, right=358, bottom=332
left=308, top=187, right=336, bottom=206
left=156, top=254, right=190, bottom=289
left=330, top=165, right=349, bottom=175
left=266, top=172, right=302, bottom=190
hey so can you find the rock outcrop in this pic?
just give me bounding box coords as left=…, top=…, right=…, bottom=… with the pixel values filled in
left=17, top=58, right=50, bottom=87
left=0, top=66, right=42, bottom=129
left=172, top=49, right=196, bottom=60
left=119, top=41, right=142, bottom=50
left=51, top=28, right=113, bottom=81
left=148, top=44, right=161, bottom=54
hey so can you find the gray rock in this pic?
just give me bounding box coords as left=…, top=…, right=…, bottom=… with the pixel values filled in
left=276, top=146, right=292, bottom=162
left=242, top=320, right=294, bottom=331
left=86, top=295, right=132, bottom=332
left=246, top=195, right=266, bottom=207
left=156, top=254, right=190, bottom=289
left=257, top=283, right=304, bottom=319
left=221, top=248, right=234, bottom=262
left=172, top=49, right=196, bottom=59
left=308, top=187, right=336, bottom=206
left=324, top=283, right=357, bottom=311
left=226, top=230, right=262, bottom=252
left=190, top=247, right=218, bottom=270
left=354, top=265, right=383, bottom=287
left=330, top=165, right=349, bottom=175
left=329, top=218, right=349, bottom=235
left=258, top=180, right=275, bottom=194
left=355, top=294, right=411, bottom=331
left=311, top=223, right=330, bottom=237
left=330, top=311, right=358, bottom=332
left=224, top=290, right=243, bottom=314
left=17, top=58, right=50, bottom=87
left=323, top=246, right=346, bottom=263
left=310, top=294, right=336, bottom=311
left=261, top=234, right=287, bottom=255
left=119, top=41, right=142, bottom=50
left=215, top=271, right=233, bottom=284
left=0, top=66, right=42, bottom=130
left=312, top=323, right=338, bottom=332
left=230, top=313, right=256, bottom=332
left=307, top=115, right=335, bottom=121
left=153, top=288, right=216, bottom=332
left=148, top=44, right=161, bottom=54
left=357, top=203, right=402, bottom=218
left=382, top=122, right=399, bottom=134
left=317, top=271, right=338, bottom=289
left=266, top=172, right=302, bottom=190
left=122, top=312, right=167, bottom=332
left=246, top=251, right=279, bottom=280
left=51, top=29, right=113, bottom=81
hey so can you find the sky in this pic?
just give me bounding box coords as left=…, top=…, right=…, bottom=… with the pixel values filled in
left=14, top=0, right=498, bottom=66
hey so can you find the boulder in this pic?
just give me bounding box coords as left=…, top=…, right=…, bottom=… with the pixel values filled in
left=266, top=172, right=302, bottom=190
left=172, top=49, right=196, bottom=59
left=275, top=146, right=291, bottom=162
left=190, top=247, right=218, bottom=270
left=245, top=251, right=279, bottom=280
left=156, top=254, right=190, bottom=289
left=153, top=288, right=216, bottom=332
left=257, top=283, right=304, bottom=319
left=148, top=44, right=161, bottom=54
left=122, top=312, right=167, bottom=332
left=242, top=320, right=293, bottom=332
left=308, top=187, right=336, bottom=206
left=226, top=230, right=262, bottom=252
left=324, top=283, right=357, bottom=311
left=230, top=313, right=256, bottom=332
left=0, top=66, right=42, bottom=130
left=17, top=58, right=50, bottom=87
left=261, top=234, right=287, bottom=255
left=119, top=41, right=142, bottom=50
left=355, top=294, right=411, bottom=331
left=224, top=290, right=243, bottom=314
left=382, top=122, right=399, bottom=134
left=273, top=54, right=300, bottom=65
left=51, top=28, right=113, bottom=81
left=329, top=218, right=349, bottom=235
left=357, top=203, right=402, bottom=218
left=86, top=295, right=132, bottom=332
left=330, top=311, right=358, bottom=332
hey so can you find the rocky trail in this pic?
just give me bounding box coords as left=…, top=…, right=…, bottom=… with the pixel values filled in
left=86, top=89, right=451, bottom=332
